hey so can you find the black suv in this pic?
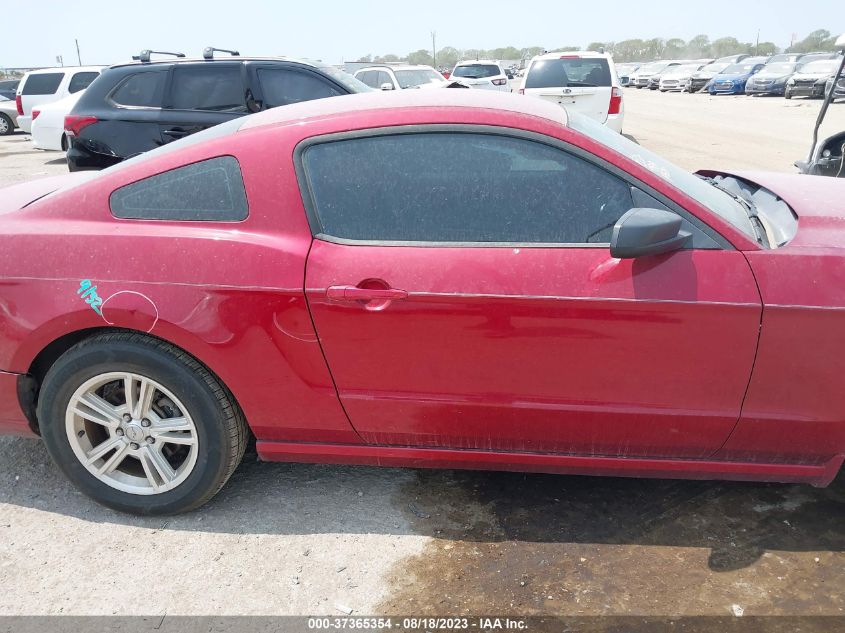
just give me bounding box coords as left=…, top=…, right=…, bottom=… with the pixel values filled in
left=66, top=50, right=371, bottom=170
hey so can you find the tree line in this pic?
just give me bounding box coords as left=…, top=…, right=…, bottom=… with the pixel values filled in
left=355, top=29, right=841, bottom=67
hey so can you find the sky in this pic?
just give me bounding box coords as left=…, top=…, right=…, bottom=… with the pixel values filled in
left=1, top=0, right=842, bottom=69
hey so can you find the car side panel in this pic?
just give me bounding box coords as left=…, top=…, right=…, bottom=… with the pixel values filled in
left=717, top=250, right=845, bottom=464
left=0, top=129, right=361, bottom=444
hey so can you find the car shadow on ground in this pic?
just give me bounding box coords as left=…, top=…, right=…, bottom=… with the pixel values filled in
left=1, top=436, right=842, bottom=572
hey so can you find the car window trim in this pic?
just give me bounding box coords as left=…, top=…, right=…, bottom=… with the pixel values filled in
left=293, top=124, right=734, bottom=250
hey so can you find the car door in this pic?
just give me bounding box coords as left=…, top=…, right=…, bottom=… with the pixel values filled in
left=300, top=129, right=762, bottom=458
left=158, top=63, right=248, bottom=144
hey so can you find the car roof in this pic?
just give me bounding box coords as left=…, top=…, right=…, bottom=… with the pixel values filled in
left=454, top=60, right=503, bottom=65
left=356, top=64, right=436, bottom=71
left=533, top=51, right=612, bottom=61
left=23, top=65, right=104, bottom=76
left=107, top=56, right=321, bottom=70
left=239, top=90, right=569, bottom=132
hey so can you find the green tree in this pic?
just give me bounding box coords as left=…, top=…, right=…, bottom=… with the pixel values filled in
left=643, top=38, right=667, bottom=59
left=710, top=36, right=744, bottom=58
left=406, top=49, right=434, bottom=65
left=664, top=38, right=686, bottom=58
left=374, top=54, right=400, bottom=63
left=787, top=29, right=838, bottom=53
left=613, top=39, right=647, bottom=61
left=685, top=34, right=711, bottom=59
left=436, top=46, right=460, bottom=67
left=356, top=54, right=373, bottom=63
left=753, top=41, right=780, bottom=56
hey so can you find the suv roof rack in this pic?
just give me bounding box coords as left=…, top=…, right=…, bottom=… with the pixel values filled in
left=203, top=47, right=241, bottom=60
left=133, top=50, right=186, bottom=63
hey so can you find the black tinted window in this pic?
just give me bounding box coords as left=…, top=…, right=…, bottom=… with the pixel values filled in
left=357, top=71, right=379, bottom=88
left=303, top=133, right=632, bottom=243
left=257, top=68, right=342, bottom=107
left=526, top=58, right=612, bottom=88
left=110, top=72, right=165, bottom=107
left=22, top=73, right=63, bottom=95
left=68, top=71, right=99, bottom=94
left=110, top=156, right=248, bottom=221
left=170, top=65, right=246, bottom=112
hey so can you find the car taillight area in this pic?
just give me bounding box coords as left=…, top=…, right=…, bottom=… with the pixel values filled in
left=491, top=78, right=508, bottom=86
left=15, top=95, right=23, bottom=116
left=64, top=115, right=98, bottom=137
left=608, top=87, right=623, bottom=115
left=31, top=110, right=40, bottom=122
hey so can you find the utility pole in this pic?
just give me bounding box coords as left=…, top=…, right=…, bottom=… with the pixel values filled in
left=431, top=31, right=436, bottom=67
left=75, top=39, right=82, bottom=65
left=755, top=29, right=760, bottom=56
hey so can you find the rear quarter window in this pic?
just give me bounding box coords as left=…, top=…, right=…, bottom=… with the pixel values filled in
left=109, top=72, right=166, bottom=107
left=109, top=156, right=248, bottom=221
left=526, top=58, right=611, bottom=88
left=22, top=73, right=64, bottom=95
left=68, top=71, right=100, bottom=94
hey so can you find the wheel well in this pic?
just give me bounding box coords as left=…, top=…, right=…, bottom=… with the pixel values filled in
left=21, top=328, right=250, bottom=442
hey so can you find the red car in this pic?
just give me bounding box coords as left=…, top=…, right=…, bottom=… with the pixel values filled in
left=1, top=90, right=844, bottom=515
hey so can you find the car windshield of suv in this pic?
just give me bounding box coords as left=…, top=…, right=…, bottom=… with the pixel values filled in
left=567, top=112, right=756, bottom=240
left=722, top=63, right=756, bottom=74
left=525, top=58, right=611, bottom=88
left=800, top=60, right=840, bottom=75
left=395, top=69, right=445, bottom=88
left=452, top=64, right=501, bottom=78
left=314, top=65, right=374, bottom=92
left=763, top=63, right=797, bottom=75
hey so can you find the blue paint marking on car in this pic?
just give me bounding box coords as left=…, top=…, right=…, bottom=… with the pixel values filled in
left=77, top=279, right=103, bottom=315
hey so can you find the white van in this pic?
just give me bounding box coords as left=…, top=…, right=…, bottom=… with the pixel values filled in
left=14, top=66, right=102, bottom=133
left=519, top=51, right=624, bottom=133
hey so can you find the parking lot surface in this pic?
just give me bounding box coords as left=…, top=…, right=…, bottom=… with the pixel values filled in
left=1, top=89, right=844, bottom=619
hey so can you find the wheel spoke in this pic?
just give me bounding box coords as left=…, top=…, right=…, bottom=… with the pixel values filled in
left=71, top=393, right=122, bottom=428
left=140, top=445, right=176, bottom=488
left=96, top=442, right=130, bottom=475
left=125, top=375, right=156, bottom=420
left=85, top=437, right=125, bottom=466
left=155, top=432, right=197, bottom=447
left=150, top=417, right=192, bottom=434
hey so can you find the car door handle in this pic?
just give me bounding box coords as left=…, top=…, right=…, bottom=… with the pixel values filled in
left=326, top=285, right=408, bottom=301
left=163, top=128, right=190, bottom=137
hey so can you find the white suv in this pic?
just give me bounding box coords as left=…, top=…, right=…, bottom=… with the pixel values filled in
left=15, top=66, right=102, bottom=133
left=354, top=64, right=447, bottom=90
left=450, top=60, right=511, bottom=91
left=519, top=51, right=624, bottom=133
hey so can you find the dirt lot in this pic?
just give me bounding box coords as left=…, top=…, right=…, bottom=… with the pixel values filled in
left=0, top=90, right=844, bottom=621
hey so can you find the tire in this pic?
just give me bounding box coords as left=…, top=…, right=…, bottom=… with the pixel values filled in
left=0, top=113, right=14, bottom=136
left=785, top=89, right=792, bottom=100
left=37, top=332, right=248, bottom=515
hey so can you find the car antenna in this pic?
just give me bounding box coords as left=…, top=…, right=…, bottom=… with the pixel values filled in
left=203, top=47, right=241, bottom=60
left=134, top=50, right=186, bottom=63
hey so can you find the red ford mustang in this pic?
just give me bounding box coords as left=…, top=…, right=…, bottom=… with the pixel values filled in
left=1, top=90, right=844, bottom=514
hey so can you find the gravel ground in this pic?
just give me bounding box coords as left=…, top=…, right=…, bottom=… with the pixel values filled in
left=1, top=89, right=844, bottom=620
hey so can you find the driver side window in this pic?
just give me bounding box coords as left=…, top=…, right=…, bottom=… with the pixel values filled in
left=303, top=132, right=635, bottom=244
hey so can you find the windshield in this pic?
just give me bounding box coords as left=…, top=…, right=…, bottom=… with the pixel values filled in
left=799, top=60, right=840, bottom=74
left=567, top=112, right=755, bottom=240
left=452, top=64, right=501, bottom=78
left=761, top=62, right=797, bottom=75
left=722, top=63, right=756, bottom=74
left=670, top=64, right=702, bottom=74
left=314, top=65, right=374, bottom=92
left=525, top=58, right=611, bottom=88
left=394, top=69, right=445, bottom=88
left=699, top=62, right=729, bottom=74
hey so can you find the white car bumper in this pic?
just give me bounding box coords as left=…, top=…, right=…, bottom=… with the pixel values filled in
left=17, top=115, right=32, bottom=134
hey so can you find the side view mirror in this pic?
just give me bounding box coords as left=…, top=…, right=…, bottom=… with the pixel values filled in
left=380, top=83, right=395, bottom=91
left=610, top=208, right=691, bottom=259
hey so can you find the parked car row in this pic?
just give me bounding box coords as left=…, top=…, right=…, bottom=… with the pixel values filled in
left=621, top=51, right=844, bottom=99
